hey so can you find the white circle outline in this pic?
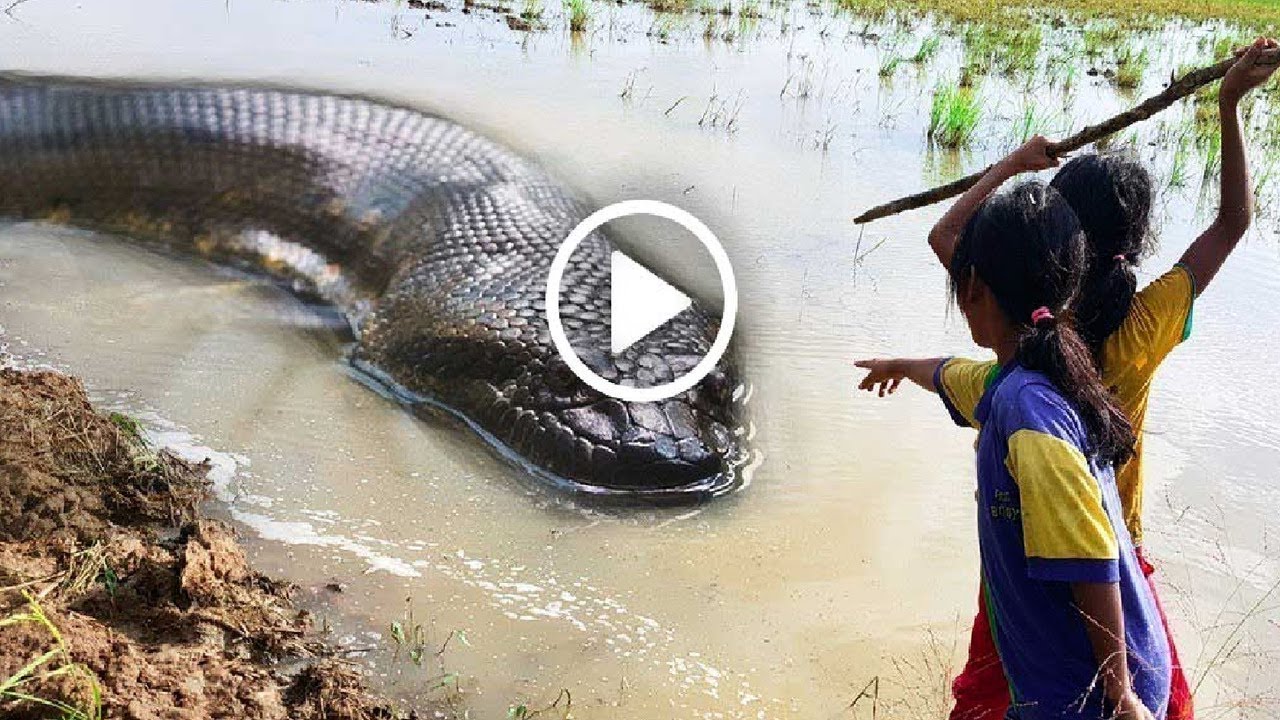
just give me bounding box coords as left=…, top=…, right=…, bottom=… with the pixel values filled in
left=545, top=200, right=738, bottom=403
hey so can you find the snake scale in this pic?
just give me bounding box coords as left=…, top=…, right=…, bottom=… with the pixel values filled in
left=0, top=74, right=747, bottom=499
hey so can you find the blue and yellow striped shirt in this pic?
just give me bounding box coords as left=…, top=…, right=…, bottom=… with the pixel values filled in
left=968, top=364, right=1170, bottom=719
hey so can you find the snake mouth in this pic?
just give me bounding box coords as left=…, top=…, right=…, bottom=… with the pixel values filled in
left=347, top=357, right=747, bottom=501
left=506, top=397, right=742, bottom=496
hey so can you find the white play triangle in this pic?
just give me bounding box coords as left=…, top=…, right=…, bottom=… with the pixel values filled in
left=609, top=251, right=692, bottom=354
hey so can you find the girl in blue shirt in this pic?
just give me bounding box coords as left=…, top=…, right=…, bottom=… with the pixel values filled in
left=946, top=180, right=1170, bottom=720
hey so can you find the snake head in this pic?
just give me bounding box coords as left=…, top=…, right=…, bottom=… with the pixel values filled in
left=536, top=346, right=746, bottom=496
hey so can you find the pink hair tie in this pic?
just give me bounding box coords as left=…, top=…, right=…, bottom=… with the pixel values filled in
left=1113, top=254, right=1127, bottom=262
left=1030, top=306, right=1055, bottom=326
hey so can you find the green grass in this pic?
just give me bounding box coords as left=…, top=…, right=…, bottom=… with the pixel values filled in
left=1200, top=125, right=1222, bottom=179
left=507, top=689, right=572, bottom=720
left=1113, top=43, right=1150, bottom=89
left=1, top=592, right=103, bottom=720
left=961, top=24, right=1032, bottom=84
left=1169, top=131, right=1192, bottom=187
left=879, top=51, right=904, bottom=78
left=909, top=36, right=941, bottom=63
left=1046, top=52, right=1078, bottom=95
left=1082, top=21, right=1124, bottom=57
left=387, top=599, right=470, bottom=715
left=1012, top=100, right=1052, bottom=144
left=739, top=0, right=764, bottom=18
left=928, top=82, right=982, bottom=148
left=564, top=0, right=590, bottom=31
left=831, top=0, right=1280, bottom=29
left=647, top=0, right=694, bottom=12
left=995, top=26, right=1042, bottom=77
left=1253, top=157, right=1276, bottom=198
left=521, top=0, right=543, bottom=18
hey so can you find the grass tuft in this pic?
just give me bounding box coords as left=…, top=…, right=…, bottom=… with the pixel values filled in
left=564, top=0, right=590, bottom=32
left=1113, top=43, right=1149, bottom=89
left=909, top=36, right=940, bottom=63
left=0, top=592, right=104, bottom=720
left=928, top=82, right=981, bottom=148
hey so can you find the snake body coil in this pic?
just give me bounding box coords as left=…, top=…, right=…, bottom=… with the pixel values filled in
left=0, top=75, right=745, bottom=498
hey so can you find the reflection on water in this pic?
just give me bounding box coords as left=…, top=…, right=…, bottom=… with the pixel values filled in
left=2, top=0, right=1278, bottom=716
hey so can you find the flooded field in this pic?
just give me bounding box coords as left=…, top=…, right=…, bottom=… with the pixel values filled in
left=2, top=0, right=1278, bottom=717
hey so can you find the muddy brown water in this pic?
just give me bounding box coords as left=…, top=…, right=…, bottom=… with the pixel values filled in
left=2, top=0, right=1278, bottom=717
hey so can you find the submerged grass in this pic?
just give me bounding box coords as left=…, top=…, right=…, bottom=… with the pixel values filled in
left=831, top=0, right=1280, bottom=29
left=879, top=51, right=904, bottom=78
left=1083, top=21, right=1124, bottom=57
left=958, top=23, right=1040, bottom=84
left=387, top=598, right=471, bottom=717
left=928, top=82, right=981, bottom=148
left=564, top=0, right=590, bottom=31
left=1113, top=43, right=1150, bottom=89
left=1012, top=99, right=1053, bottom=145
left=909, top=36, right=941, bottom=63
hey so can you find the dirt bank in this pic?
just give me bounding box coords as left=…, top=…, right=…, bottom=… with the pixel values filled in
left=0, top=368, right=425, bottom=720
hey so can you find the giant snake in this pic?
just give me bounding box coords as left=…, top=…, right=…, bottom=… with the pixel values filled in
left=0, top=75, right=747, bottom=499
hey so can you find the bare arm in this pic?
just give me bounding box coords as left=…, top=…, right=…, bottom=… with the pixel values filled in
left=1179, top=38, right=1279, bottom=295
left=928, top=136, right=1060, bottom=268
left=853, top=358, right=946, bottom=396
left=1071, top=582, right=1156, bottom=720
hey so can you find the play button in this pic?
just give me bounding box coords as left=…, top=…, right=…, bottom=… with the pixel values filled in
left=609, top=251, right=692, bottom=354
left=545, top=200, right=738, bottom=403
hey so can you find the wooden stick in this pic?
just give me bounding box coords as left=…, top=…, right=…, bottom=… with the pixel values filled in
left=852, top=54, right=1269, bottom=225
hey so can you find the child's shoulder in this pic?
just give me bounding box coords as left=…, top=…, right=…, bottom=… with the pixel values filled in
left=989, top=367, right=1086, bottom=442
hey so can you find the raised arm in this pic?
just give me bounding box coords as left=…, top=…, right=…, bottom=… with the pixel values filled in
left=1179, top=37, right=1280, bottom=295
left=928, top=136, right=1060, bottom=268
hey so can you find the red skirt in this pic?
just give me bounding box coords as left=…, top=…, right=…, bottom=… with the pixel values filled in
left=949, top=550, right=1193, bottom=720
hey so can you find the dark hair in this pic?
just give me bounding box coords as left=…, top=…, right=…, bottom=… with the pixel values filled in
left=1049, top=151, right=1155, bottom=355
left=950, top=181, right=1136, bottom=466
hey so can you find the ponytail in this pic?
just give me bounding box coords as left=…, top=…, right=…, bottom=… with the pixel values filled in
left=1018, top=313, right=1136, bottom=466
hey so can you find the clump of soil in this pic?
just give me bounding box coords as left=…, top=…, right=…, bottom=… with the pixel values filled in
left=0, top=368, right=417, bottom=720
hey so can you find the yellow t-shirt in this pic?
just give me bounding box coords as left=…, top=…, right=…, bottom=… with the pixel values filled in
left=935, top=265, right=1195, bottom=545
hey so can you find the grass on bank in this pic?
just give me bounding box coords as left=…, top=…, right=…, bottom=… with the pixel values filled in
left=0, top=592, right=103, bottom=720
